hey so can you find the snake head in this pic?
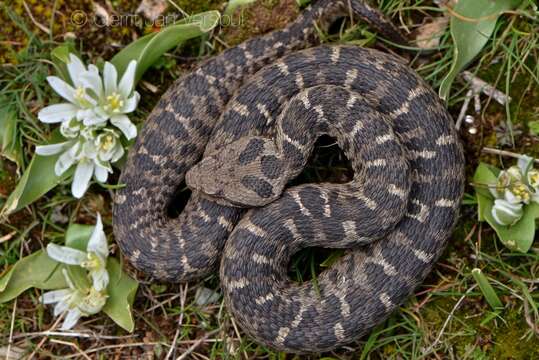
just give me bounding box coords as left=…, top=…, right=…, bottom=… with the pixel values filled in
left=186, top=136, right=287, bottom=208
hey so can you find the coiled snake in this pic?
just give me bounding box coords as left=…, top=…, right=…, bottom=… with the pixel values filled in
left=113, top=0, right=464, bottom=353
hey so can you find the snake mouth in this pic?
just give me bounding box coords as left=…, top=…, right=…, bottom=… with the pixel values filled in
left=195, top=190, right=252, bottom=209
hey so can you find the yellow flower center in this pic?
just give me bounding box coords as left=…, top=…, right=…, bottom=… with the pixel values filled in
left=530, top=173, right=539, bottom=186
left=106, top=93, right=124, bottom=112
left=511, top=183, right=530, bottom=202
left=74, top=86, right=91, bottom=106
left=82, top=252, right=102, bottom=271
left=100, top=134, right=115, bottom=152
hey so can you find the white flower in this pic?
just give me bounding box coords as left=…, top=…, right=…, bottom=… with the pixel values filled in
left=41, top=269, right=107, bottom=330
left=490, top=161, right=531, bottom=205
left=47, top=214, right=110, bottom=291
left=35, top=126, right=124, bottom=198
left=40, top=54, right=139, bottom=138
left=35, top=54, right=140, bottom=198
left=491, top=199, right=523, bottom=226
left=80, top=60, right=140, bottom=139
left=38, top=55, right=98, bottom=124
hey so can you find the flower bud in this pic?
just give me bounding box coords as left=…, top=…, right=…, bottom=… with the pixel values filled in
left=491, top=199, right=523, bottom=226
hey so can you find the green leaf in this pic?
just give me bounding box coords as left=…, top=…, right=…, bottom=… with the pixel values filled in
left=439, top=0, right=523, bottom=100
left=102, top=258, right=138, bottom=332
left=50, top=43, right=78, bottom=84
left=0, top=250, right=67, bottom=303
left=471, top=268, right=503, bottom=310
left=224, top=0, right=256, bottom=16
left=529, top=120, right=539, bottom=136
left=65, top=224, right=94, bottom=251
left=64, top=222, right=139, bottom=331
left=473, top=163, right=539, bottom=252
left=0, top=100, right=23, bottom=168
left=0, top=152, right=73, bottom=216
left=64, top=224, right=94, bottom=290
left=473, top=162, right=499, bottom=221
left=111, top=11, right=221, bottom=83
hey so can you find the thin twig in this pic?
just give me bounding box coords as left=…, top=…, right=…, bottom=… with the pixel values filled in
left=176, top=329, right=220, bottom=360
left=5, top=331, right=138, bottom=341
left=22, top=0, right=51, bottom=34
left=6, top=299, right=17, bottom=360
left=462, top=71, right=511, bottom=105
left=27, top=315, right=64, bottom=359
left=422, top=284, right=477, bottom=355
left=49, top=339, right=92, bottom=360
left=144, top=293, right=182, bottom=314
left=456, top=89, right=473, bottom=130
left=523, top=297, right=539, bottom=336
left=165, top=283, right=188, bottom=359
left=482, top=147, right=539, bottom=163
left=62, top=342, right=171, bottom=358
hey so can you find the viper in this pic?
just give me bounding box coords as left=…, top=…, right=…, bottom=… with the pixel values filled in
left=113, top=0, right=464, bottom=353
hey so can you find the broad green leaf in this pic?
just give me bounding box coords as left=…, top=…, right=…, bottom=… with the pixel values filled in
left=103, top=258, right=138, bottom=332
left=50, top=44, right=78, bottom=84
left=471, top=268, right=503, bottom=310
left=0, top=250, right=67, bottom=303
left=473, top=163, right=539, bottom=252
left=0, top=100, right=23, bottom=168
left=65, top=224, right=93, bottom=251
left=111, top=11, right=221, bottom=82
left=224, top=0, right=256, bottom=16
left=0, top=152, right=73, bottom=216
left=64, top=224, right=93, bottom=290
left=64, top=222, right=138, bottom=331
left=529, top=120, right=539, bottom=136
left=439, top=0, right=522, bottom=100
left=473, top=162, right=499, bottom=221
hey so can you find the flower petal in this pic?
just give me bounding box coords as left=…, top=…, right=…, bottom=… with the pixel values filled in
left=491, top=199, right=523, bottom=226
left=80, top=67, right=104, bottom=99
left=87, top=213, right=109, bottom=259
left=94, top=163, right=109, bottom=183
left=53, top=299, right=70, bottom=317
left=103, top=62, right=118, bottom=96
left=91, top=269, right=109, bottom=291
left=61, top=308, right=82, bottom=330
left=42, top=289, right=71, bottom=304
left=110, top=114, right=137, bottom=140
left=47, top=76, right=77, bottom=103
left=54, top=144, right=79, bottom=176
left=72, top=159, right=95, bottom=198
left=82, top=111, right=108, bottom=126
left=47, top=243, right=87, bottom=265
left=35, top=141, right=71, bottom=156
left=111, top=144, right=125, bottom=163
left=121, top=92, right=140, bottom=113
left=518, top=155, right=533, bottom=175
left=67, top=54, right=87, bottom=88
left=38, top=103, right=78, bottom=123
left=118, top=60, right=137, bottom=98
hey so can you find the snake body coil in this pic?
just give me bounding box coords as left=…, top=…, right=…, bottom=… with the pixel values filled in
left=113, top=0, right=464, bottom=353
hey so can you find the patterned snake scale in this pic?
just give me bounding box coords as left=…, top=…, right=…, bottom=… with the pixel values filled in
left=113, top=0, right=465, bottom=353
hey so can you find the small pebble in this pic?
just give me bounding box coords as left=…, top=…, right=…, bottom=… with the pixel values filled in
left=468, top=127, right=478, bottom=135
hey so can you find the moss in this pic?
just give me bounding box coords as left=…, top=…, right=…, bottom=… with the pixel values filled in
left=421, top=296, right=539, bottom=359
left=221, top=0, right=299, bottom=47
left=174, top=0, right=224, bottom=14
left=1, top=0, right=145, bottom=63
